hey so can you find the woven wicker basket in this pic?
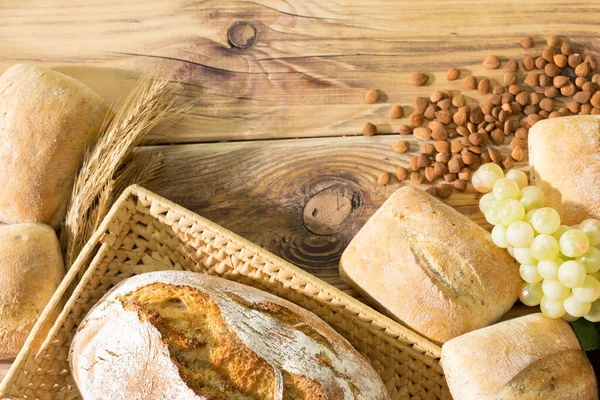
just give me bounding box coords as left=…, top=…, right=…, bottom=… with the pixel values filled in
left=0, top=185, right=449, bottom=400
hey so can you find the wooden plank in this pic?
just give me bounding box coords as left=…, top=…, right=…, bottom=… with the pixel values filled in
left=141, top=135, right=525, bottom=293
left=1, top=0, right=600, bottom=143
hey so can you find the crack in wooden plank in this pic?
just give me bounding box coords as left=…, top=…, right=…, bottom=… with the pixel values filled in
left=240, top=0, right=338, bottom=21
left=113, top=51, right=310, bottom=76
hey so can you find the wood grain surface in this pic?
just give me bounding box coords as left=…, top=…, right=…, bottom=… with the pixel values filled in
left=0, top=0, right=595, bottom=381
left=2, top=0, right=600, bottom=143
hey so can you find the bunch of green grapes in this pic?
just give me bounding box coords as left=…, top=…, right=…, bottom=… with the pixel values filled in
left=473, top=163, right=600, bottom=322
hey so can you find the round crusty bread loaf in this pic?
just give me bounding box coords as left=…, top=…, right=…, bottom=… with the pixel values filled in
left=0, top=63, right=108, bottom=228
left=441, top=313, right=598, bottom=399
left=70, top=271, right=390, bottom=400
left=339, top=187, right=521, bottom=344
left=529, top=115, right=600, bottom=226
left=0, top=223, right=65, bottom=359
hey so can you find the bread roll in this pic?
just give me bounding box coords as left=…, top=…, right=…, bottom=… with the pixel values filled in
left=441, top=313, right=598, bottom=399
left=0, top=64, right=108, bottom=228
left=339, top=187, right=521, bottom=344
left=0, top=223, right=65, bottom=359
left=529, top=115, right=600, bottom=225
left=70, top=271, right=390, bottom=400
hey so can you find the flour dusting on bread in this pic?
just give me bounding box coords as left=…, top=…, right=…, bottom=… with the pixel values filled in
left=70, top=271, right=389, bottom=400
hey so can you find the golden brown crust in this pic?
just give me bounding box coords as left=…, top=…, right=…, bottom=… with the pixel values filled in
left=0, top=64, right=108, bottom=228
left=70, top=272, right=390, bottom=400
left=339, top=187, right=521, bottom=344
left=529, top=115, right=600, bottom=225
left=0, top=223, right=65, bottom=359
left=122, top=285, right=282, bottom=399
left=441, top=313, right=598, bottom=399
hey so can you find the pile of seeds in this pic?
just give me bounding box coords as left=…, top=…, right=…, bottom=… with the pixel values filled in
left=367, top=35, right=600, bottom=197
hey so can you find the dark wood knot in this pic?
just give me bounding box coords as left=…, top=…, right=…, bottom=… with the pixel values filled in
left=303, top=183, right=363, bottom=236
left=228, top=21, right=258, bottom=49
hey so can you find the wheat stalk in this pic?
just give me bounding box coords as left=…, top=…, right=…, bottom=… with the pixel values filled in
left=61, top=75, right=184, bottom=269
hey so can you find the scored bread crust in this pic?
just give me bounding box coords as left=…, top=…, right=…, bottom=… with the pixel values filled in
left=69, top=271, right=390, bottom=400
left=441, top=313, right=598, bottom=399
left=0, top=223, right=65, bottom=359
left=529, top=115, right=600, bottom=226
left=339, top=187, right=521, bottom=344
left=0, top=64, right=108, bottom=228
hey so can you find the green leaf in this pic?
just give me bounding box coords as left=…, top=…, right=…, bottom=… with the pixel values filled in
left=571, top=319, right=600, bottom=351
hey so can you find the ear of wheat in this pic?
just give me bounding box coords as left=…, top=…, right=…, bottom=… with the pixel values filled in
left=61, top=75, right=185, bottom=269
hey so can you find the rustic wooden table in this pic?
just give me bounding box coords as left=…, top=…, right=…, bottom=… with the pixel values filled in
left=1, top=0, right=599, bottom=382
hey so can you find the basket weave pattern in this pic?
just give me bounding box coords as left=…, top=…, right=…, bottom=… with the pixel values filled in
left=0, top=186, right=450, bottom=400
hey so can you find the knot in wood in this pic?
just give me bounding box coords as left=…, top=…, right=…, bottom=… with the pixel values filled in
left=303, top=184, right=363, bottom=236
left=228, top=21, right=258, bottom=49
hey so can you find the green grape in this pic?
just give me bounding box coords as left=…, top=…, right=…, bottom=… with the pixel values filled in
left=479, top=163, right=504, bottom=176
left=578, top=247, right=600, bottom=274
left=519, top=186, right=545, bottom=212
left=506, top=221, right=534, bottom=247
left=542, top=279, right=571, bottom=300
left=540, top=296, right=566, bottom=318
left=584, top=299, right=600, bottom=322
left=579, top=219, right=600, bottom=246
left=531, top=207, right=561, bottom=235
left=505, top=169, right=528, bottom=189
left=479, top=192, right=496, bottom=214
left=472, top=167, right=503, bottom=193
left=551, top=225, right=570, bottom=242
left=537, top=258, right=563, bottom=280
left=484, top=201, right=502, bottom=225
left=572, top=275, right=600, bottom=303
left=519, top=282, right=543, bottom=306
left=559, top=229, right=590, bottom=258
left=558, top=260, right=587, bottom=288
left=498, top=199, right=525, bottom=225
left=513, top=247, right=538, bottom=265
left=520, top=264, right=543, bottom=283
left=491, top=224, right=510, bottom=248
left=524, top=209, right=537, bottom=225
left=562, top=312, right=579, bottom=322
left=563, top=295, right=592, bottom=318
left=493, top=178, right=521, bottom=201
left=507, top=247, right=515, bottom=257
left=530, top=234, right=560, bottom=261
